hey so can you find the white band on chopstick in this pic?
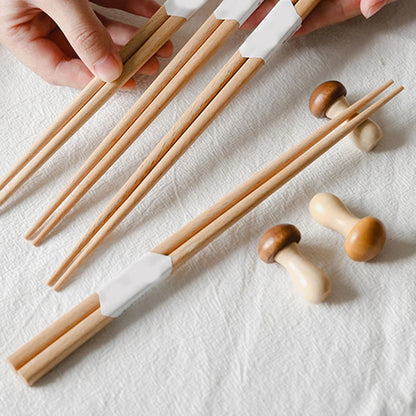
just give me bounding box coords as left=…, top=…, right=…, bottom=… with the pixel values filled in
left=98, top=252, right=172, bottom=318
left=164, top=0, right=209, bottom=19
left=214, top=0, right=264, bottom=26
left=239, top=0, right=302, bottom=60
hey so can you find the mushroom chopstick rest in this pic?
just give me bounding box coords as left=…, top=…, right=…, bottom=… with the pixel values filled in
left=258, top=224, right=331, bottom=304
left=309, top=193, right=386, bottom=262
left=309, top=81, right=383, bottom=152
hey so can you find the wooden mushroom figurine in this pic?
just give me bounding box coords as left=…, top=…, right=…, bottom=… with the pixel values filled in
left=258, top=224, right=331, bottom=304
left=309, top=193, right=386, bottom=262
left=309, top=80, right=383, bottom=152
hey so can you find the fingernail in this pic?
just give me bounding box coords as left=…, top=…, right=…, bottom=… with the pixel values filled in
left=93, top=54, right=122, bottom=82
left=363, top=0, right=386, bottom=18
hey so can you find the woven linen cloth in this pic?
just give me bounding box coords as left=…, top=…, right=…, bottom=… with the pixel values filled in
left=0, top=1, right=415, bottom=414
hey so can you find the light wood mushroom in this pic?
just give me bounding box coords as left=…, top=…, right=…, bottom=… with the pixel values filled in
left=309, top=193, right=386, bottom=262
left=309, top=80, right=383, bottom=152
left=258, top=224, right=331, bottom=304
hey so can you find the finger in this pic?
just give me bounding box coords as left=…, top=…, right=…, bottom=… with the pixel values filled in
left=1, top=12, right=57, bottom=41
left=295, top=0, right=361, bottom=37
left=118, top=57, right=161, bottom=90
left=106, top=56, right=160, bottom=90
left=97, top=14, right=173, bottom=58
left=121, top=78, right=136, bottom=90
left=134, top=55, right=159, bottom=75
left=240, top=0, right=278, bottom=31
left=155, top=40, right=174, bottom=58
left=92, top=0, right=160, bottom=18
left=39, top=0, right=123, bottom=82
left=361, top=0, right=397, bottom=18
left=51, top=25, right=161, bottom=78
left=48, top=28, right=78, bottom=58
left=7, top=35, right=93, bottom=88
left=0, top=10, right=93, bottom=89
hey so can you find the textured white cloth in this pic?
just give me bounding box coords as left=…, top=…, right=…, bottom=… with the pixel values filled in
left=0, top=1, right=415, bottom=415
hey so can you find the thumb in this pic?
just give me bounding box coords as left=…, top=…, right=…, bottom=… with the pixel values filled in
left=41, top=0, right=122, bottom=82
left=360, top=0, right=387, bottom=18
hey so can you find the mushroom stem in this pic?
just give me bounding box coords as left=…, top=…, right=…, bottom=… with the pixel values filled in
left=309, top=193, right=360, bottom=238
left=309, top=193, right=387, bottom=262
left=325, top=96, right=351, bottom=119
left=326, top=96, right=383, bottom=152
left=274, top=243, right=331, bottom=304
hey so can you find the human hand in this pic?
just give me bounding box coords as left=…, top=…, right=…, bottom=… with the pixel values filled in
left=243, top=0, right=398, bottom=35
left=0, top=0, right=173, bottom=89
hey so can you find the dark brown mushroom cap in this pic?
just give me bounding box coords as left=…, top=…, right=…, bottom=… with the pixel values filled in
left=258, top=224, right=301, bottom=263
left=309, top=81, right=347, bottom=118
left=345, top=217, right=386, bottom=262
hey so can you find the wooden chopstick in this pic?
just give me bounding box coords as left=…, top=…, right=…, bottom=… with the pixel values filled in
left=7, top=82, right=402, bottom=386
left=16, top=308, right=112, bottom=386
left=45, top=0, right=323, bottom=289
left=7, top=293, right=100, bottom=372
left=154, top=80, right=395, bottom=256
left=0, top=13, right=187, bottom=207
left=49, top=75, right=391, bottom=292
left=47, top=50, right=252, bottom=289
left=0, top=6, right=169, bottom=194
left=27, top=0, right=303, bottom=246
left=169, top=85, right=404, bottom=268
left=26, top=16, right=239, bottom=243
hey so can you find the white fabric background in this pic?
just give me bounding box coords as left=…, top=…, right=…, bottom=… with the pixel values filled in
left=0, top=1, right=415, bottom=415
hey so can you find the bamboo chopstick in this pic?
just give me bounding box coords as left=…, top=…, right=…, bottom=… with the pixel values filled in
left=0, top=6, right=169, bottom=193
left=0, top=11, right=188, bottom=206
left=46, top=0, right=319, bottom=289
left=7, top=82, right=403, bottom=386
left=26, top=15, right=240, bottom=243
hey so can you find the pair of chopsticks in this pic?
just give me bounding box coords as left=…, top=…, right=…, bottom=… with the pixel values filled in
left=42, top=0, right=313, bottom=290
left=0, top=3, right=191, bottom=206
left=7, top=81, right=403, bottom=386
left=25, top=0, right=269, bottom=244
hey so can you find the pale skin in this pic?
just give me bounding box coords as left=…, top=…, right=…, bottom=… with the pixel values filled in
left=0, top=0, right=398, bottom=90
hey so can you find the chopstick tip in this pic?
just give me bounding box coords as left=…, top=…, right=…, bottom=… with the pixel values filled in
left=17, top=370, right=32, bottom=387
left=32, top=237, right=42, bottom=247
left=6, top=356, right=18, bottom=372
left=24, top=227, right=36, bottom=240
left=23, top=232, right=32, bottom=241
left=46, top=276, right=56, bottom=287
left=388, top=85, right=405, bottom=97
